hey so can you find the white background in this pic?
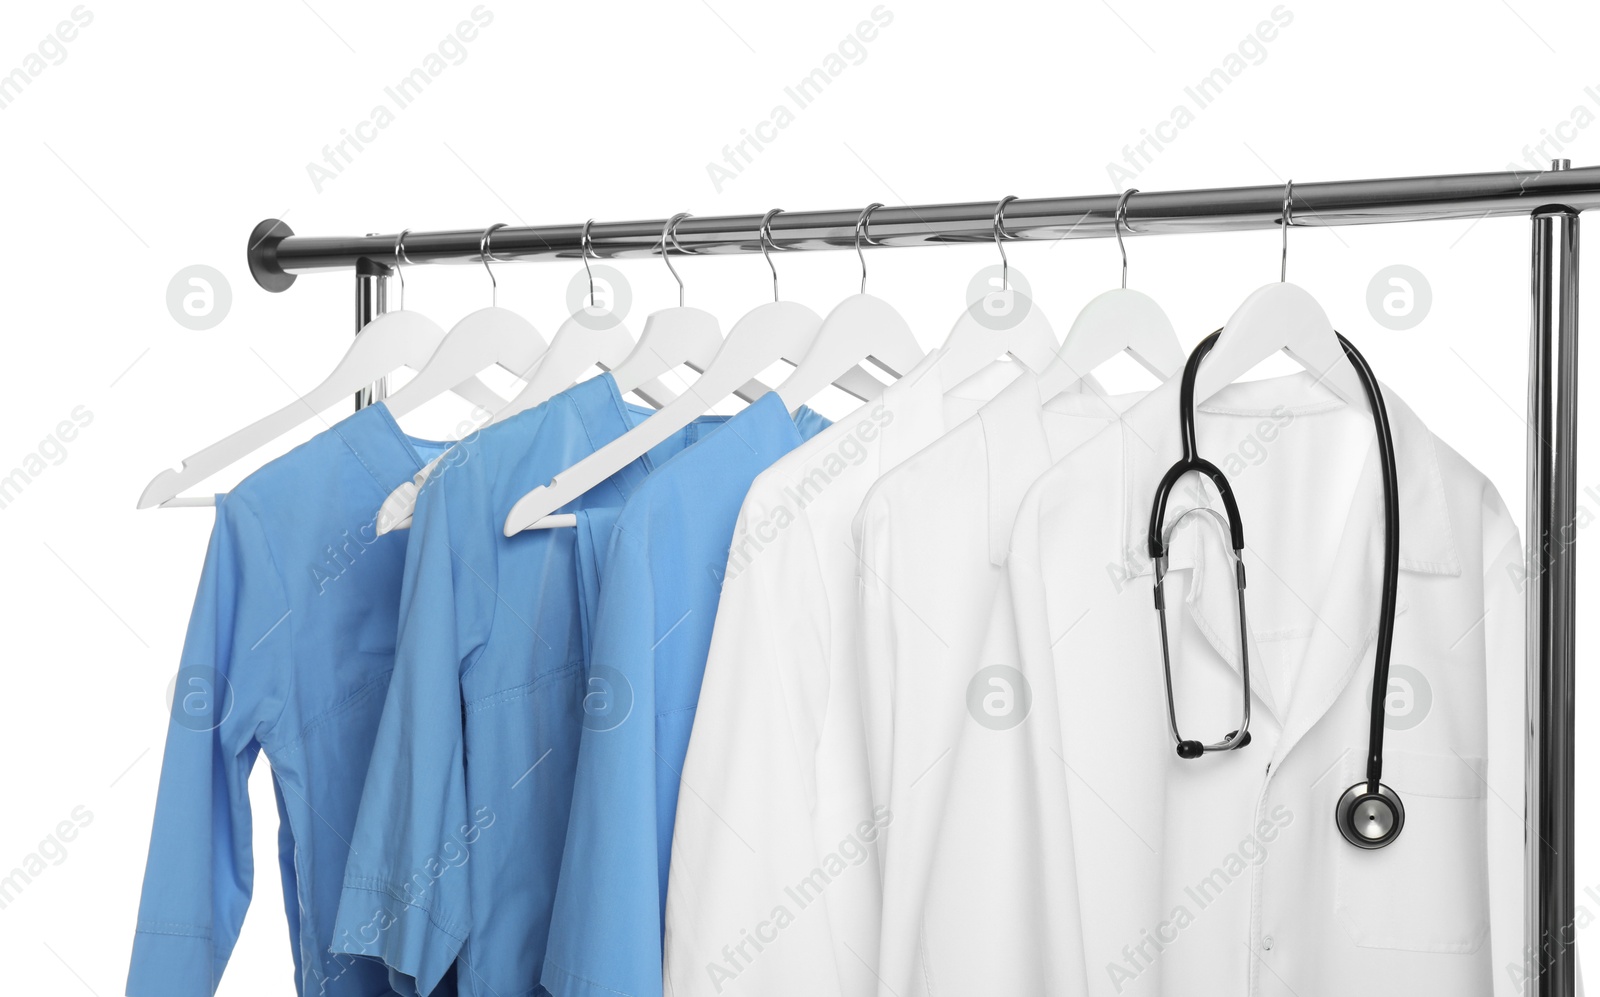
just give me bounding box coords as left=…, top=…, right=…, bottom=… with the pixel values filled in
left=0, top=0, right=1596, bottom=993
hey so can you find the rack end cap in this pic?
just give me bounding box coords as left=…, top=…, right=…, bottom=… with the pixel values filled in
left=248, top=218, right=296, bottom=292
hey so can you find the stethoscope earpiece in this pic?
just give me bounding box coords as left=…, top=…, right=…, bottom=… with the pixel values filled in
left=1336, top=781, right=1405, bottom=849
left=1176, top=728, right=1249, bottom=760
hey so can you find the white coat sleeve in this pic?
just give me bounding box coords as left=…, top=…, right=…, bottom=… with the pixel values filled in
left=910, top=505, right=1090, bottom=996
left=664, top=502, right=886, bottom=997
left=1481, top=487, right=1527, bottom=997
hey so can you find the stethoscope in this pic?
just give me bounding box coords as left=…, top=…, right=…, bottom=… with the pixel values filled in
left=1146, top=329, right=1406, bottom=850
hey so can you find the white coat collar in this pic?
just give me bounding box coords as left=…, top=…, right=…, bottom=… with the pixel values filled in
left=1115, top=369, right=1461, bottom=582
left=976, top=370, right=1127, bottom=566
left=880, top=349, right=1021, bottom=470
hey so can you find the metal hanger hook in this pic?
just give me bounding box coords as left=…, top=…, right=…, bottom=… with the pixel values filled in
left=855, top=202, right=884, bottom=294
left=581, top=218, right=597, bottom=309
left=480, top=222, right=507, bottom=306
left=760, top=208, right=784, bottom=302
left=1280, top=179, right=1293, bottom=283
left=1115, top=188, right=1139, bottom=290
left=993, top=194, right=1018, bottom=292
left=394, top=228, right=412, bottom=310
left=662, top=212, right=691, bottom=307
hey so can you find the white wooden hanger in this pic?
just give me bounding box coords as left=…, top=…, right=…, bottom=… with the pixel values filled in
left=1037, top=188, right=1185, bottom=400
left=137, top=230, right=508, bottom=509
left=375, top=222, right=678, bottom=535
left=504, top=208, right=831, bottom=534
left=1191, top=180, right=1366, bottom=409
left=379, top=223, right=550, bottom=421
left=923, top=195, right=1061, bottom=392
left=605, top=213, right=762, bottom=407
left=771, top=202, right=926, bottom=408
left=489, top=220, right=674, bottom=422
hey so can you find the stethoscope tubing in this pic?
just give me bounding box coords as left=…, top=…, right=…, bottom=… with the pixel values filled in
left=1148, top=330, right=1401, bottom=796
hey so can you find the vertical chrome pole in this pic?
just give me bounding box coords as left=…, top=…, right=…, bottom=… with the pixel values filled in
left=1529, top=159, right=1579, bottom=997
left=353, top=254, right=391, bottom=410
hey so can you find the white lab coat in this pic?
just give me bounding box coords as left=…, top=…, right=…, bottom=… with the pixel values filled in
left=664, top=351, right=1021, bottom=997
left=854, top=368, right=1141, bottom=997
left=915, top=370, right=1526, bottom=997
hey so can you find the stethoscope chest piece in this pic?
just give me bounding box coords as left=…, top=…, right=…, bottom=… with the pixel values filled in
left=1336, top=781, right=1405, bottom=849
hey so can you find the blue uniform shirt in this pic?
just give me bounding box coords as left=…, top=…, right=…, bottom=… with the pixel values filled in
left=572, top=505, right=620, bottom=664
left=128, top=404, right=453, bottom=997
left=542, top=393, right=829, bottom=997
left=332, top=374, right=729, bottom=997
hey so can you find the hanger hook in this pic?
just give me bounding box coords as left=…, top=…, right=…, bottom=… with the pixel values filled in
left=760, top=208, right=784, bottom=302
left=480, top=222, right=507, bottom=306
left=993, top=194, right=1019, bottom=292
left=855, top=202, right=884, bottom=295
left=1280, top=179, right=1293, bottom=283
left=581, top=218, right=597, bottom=309
left=1115, top=188, right=1138, bottom=290
left=394, top=228, right=412, bottom=310
left=662, top=212, right=691, bottom=307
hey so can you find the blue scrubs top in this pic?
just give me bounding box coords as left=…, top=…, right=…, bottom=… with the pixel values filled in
left=572, top=505, right=619, bottom=664
left=332, top=374, right=728, bottom=997
left=128, top=404, right=452, bottom=997
left=542, top=393, right=829, bottom=997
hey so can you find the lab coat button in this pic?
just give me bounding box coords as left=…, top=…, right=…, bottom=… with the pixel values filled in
left=1261, top=935, right=1274, bottom=951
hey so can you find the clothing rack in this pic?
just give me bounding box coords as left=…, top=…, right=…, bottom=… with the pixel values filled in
left=246, top=162, right=1589, bottom=997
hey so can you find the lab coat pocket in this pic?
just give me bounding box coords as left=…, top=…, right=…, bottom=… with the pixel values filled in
left=1334, top=749, right=1489, bottom=954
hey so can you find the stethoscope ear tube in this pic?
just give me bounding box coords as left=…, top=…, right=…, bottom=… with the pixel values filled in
left=1147, top=332, right=1405, bottom=849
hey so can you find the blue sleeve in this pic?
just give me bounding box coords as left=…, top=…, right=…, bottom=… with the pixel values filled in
left=542, top=526, right=664, bottom=997
left=330, top=473, right=491, bottom=996
left=127, top=497, right=292, bottom=997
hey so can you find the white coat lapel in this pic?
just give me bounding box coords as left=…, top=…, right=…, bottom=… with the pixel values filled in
left=1267, top=388, right=1461, bottom=774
